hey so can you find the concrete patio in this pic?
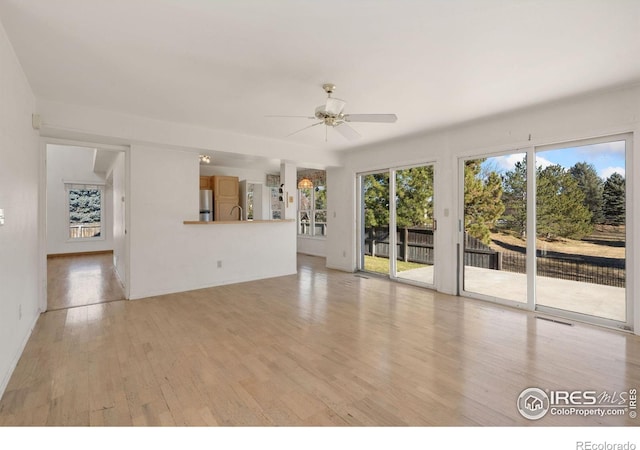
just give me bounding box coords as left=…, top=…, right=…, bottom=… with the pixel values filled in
left=398, top=265, right=625, bottom=322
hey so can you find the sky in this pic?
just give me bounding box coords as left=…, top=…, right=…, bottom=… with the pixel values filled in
left=488, top=140, right=626, bottom=180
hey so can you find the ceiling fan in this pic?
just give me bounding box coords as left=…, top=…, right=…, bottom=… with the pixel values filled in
left=270, top=83, right=397, bottom=141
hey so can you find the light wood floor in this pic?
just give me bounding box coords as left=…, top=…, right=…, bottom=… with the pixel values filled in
left=47, top=252, right=125, bottom=311
left=1, top=254, right=638, bottom=426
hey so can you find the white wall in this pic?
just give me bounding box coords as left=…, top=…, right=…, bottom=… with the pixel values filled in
left=325, top=166, right=357, bottom=272
left=297, top=236, right=326, bottom=257
left=329, top=84, right=640, bottom=332
left=0, top=21, right=40, bottom=398
left=110, top=152, right=127, bottom=290
left=38, top=99, right=341, bottom=170
left=200, top=165, right=273, bottom=183
left=46, top=144, right=114, bottom=255
left=128, top=146, right=296, bottom=300
left=280, top=162, right=297, bottom=220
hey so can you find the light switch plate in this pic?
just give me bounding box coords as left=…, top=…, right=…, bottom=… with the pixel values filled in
left=0, top=208, right=4, bottom=225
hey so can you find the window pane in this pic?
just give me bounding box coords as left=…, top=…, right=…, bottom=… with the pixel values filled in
left=361, top=172, right=390, bottom=274
left=298, top=211, right=311, bottom=235
left=69, top=188, right=102, bottom=239
left=297, top=188, right=312, bottom=236
left=314, top=210, right=327, bottom=236
left=297, top=176, right=327, bottom=238
left=298, top=188, right=312, bottom=210
left=536, top=140, right=626, bottom=322
left=395, top=165, right=435, bottom=286
left=463, top=153, right=527, bottom=303
left=314, top=186, right=326, bottom=210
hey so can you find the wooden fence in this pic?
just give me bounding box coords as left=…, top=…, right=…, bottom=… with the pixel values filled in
left=364, top=226, right=434, bottom=264
left=463, top=233, right=502, bottom=270
left=364, top=226, right=625, bottom=288
left=69, top=223, right=101, bottom=239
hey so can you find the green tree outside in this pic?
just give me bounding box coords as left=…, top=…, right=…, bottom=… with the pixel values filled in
left=363, top=173, right=390, bottom=228
left=602, top=172, right=625, bottom=225
left=464, top=159, right=505, bottom=245
left=363, top=167, right=435, bottom=229
left=395, top=166, right=434, bottom=228
left=501, top=158, right=527, bottom=238
left=69, top=189, right=101, bottom=224
left=569, top=162, right=604, bottom=225
left=536, top=165, right=592, bottom=239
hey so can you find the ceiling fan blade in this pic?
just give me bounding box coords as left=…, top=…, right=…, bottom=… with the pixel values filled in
left=265, top=115, right=316, bottom=119
left=286, top=121, right=324, bottom=137
left=334, top=122, right=361, bottom=141
left=325, top=98, right=346, bottom=115
left=343, top=113, right=398, bottom=123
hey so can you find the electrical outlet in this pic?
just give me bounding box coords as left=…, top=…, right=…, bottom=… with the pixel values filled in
left=342, top=250, right=346, bottom=257
left=18, top=304, right=22, bottom=320
left=217, top=260, right=222, bottom=268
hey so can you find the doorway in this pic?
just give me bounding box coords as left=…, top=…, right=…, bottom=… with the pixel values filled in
left=42, top=141, right=129, bottom=311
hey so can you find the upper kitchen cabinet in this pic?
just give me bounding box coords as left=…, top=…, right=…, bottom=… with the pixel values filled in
left=200, top=176, right=211, bottom=189
left=212, top=176, right=239, bottom=198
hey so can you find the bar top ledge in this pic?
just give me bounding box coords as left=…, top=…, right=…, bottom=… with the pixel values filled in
left=183, top=219, right=295, bottom=225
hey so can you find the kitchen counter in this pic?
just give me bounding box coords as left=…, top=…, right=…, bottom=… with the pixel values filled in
left=183, top=219, right=295, bottom=225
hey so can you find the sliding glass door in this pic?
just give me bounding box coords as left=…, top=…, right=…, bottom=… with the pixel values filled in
left=360, top=171, right=391, bottom=275
left=359, top=164, right=436, bottom=287
left=460, top=134, right=630, bottom=329
left=394, top=165, right=436, bottom=286
left=535, top=138, right=628, bottom=324
left=462, top=153, right=528, bottom=305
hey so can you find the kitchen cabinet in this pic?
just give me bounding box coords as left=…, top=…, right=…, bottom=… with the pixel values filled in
left=211, top=175, right=240, bottom=221
left=200, top=176, right=211, bottom=189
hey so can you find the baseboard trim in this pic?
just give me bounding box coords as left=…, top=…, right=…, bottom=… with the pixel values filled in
left=47, top=250, right=113, bottom=258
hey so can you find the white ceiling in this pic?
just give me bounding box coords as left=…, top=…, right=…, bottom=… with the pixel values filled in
left=2, top=0, right=640, bottom=154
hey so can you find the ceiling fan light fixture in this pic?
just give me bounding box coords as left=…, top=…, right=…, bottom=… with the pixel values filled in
left=324, top=97, right=346, bottom=116
left=272, top=83, right=397, bottom=141
left=297, top=178, right=313, bottom=189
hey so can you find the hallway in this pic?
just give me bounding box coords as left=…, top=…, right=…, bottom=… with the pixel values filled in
left=47, top=252, right=125, bottom=311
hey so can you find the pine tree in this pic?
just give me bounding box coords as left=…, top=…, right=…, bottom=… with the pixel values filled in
left=569, top=162, right=604, bottom=224
left=363, top=168, right=435, bottom=229
left=395, top=166, right=434, bottom=228
left=464, top=160, right=505, bottom=244
left=602, top=172, right=625, bottom=225
left=536, top=165, right=592, bottom=239
left=68, top=188, right=101, bottom=224
left=363, top=173, right=390, bottom=228
left=502, top=157, right=527, bottom=237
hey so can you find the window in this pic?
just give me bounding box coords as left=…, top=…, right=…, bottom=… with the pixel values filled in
left=66, top=183, right=105, bottom=240
left=298, top=184, right=327, bottom=237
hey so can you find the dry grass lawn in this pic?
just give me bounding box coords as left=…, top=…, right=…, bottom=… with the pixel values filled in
left=490, top=225, right=625, bottom=258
